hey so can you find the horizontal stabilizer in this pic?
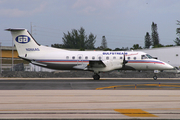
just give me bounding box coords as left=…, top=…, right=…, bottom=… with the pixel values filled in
left=5, top=28, right=26, bottom=31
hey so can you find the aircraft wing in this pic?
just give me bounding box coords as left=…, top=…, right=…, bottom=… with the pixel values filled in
left=73, top=60, right=106, bottom=70
left=73, top=64, right=88, bottom=70
left=88, top=60, right=106, bottom=68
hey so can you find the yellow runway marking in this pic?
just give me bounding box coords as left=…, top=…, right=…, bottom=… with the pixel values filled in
left=96, top=85, right=131, bottom=90
left=114, top=109, right=158, bottom=117
left=96, top=83, right=180, bottom=90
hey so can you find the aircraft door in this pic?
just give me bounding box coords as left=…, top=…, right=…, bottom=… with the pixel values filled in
left=77, top=54, right=83, bottom=65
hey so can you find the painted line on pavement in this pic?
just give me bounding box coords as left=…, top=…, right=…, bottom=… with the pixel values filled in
left=114, top=109, right=158, bottom=117
left=96, top=83, right=180, bottom=90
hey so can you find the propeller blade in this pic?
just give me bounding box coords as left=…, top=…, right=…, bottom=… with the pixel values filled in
left=122, top=52, right=128, bottom=68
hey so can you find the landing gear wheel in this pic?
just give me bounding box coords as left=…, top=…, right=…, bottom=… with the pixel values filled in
left=153, top=76, right=157, bottom=80
left=93, top=74, right=100, bottom=80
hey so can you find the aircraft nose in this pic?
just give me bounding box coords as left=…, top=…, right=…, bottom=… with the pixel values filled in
left=164, top=63, right=174, bottom=70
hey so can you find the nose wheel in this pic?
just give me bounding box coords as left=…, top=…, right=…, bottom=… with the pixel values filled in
left=93, top=74, right=100, bottom=80
left=153, top=75, right=157, bottom=80
left=153, top=71, right=159, bottom=80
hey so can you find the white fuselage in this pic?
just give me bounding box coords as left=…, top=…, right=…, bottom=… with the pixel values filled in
left=24, top=45, right=173, bottom=73
left=6, top=28, right=174, bottom=79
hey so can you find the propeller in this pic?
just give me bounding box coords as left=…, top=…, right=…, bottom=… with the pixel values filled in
left=122, top=52, right=128, bottom=69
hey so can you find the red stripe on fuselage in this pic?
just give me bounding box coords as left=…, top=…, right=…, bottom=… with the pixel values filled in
left=38, top=60, right=89, bottom=63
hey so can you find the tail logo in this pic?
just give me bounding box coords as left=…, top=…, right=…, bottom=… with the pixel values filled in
left=15, top=35, right=30, bottom=44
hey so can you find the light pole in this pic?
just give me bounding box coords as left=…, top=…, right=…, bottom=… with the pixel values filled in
left=12, top=38, right=14, bottom=71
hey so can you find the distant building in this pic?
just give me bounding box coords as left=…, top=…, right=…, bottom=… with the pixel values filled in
left=140, top=46, right=180, bottom=67
left=1, top=46, right=18, bottom=58
left=1, top=46, right=55, bottom=71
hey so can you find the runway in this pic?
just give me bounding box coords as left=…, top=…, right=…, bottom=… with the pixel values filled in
left=0, top=78, right=180, bottom=90
left=0, top=78, right=180, bottom=119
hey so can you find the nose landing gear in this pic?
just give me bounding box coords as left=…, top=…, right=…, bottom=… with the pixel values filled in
left=153, top=70, right=159, bottom=80
left=153, top=75, right=157, bottom=80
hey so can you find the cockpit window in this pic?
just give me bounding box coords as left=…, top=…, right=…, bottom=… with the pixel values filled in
left=141, top=55, right=147, bottom=59
left=146, top=54, right=153, bottom=59
left=142, top=54, right=153, bottom=59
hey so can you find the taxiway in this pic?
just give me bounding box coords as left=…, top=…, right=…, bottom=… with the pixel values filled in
left=0, top=78, right=180, bottom=90
left=0, top=78, right=180, bottom=119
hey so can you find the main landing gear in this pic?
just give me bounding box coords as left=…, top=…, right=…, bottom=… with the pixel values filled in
left=93, top=73, right=100, bottom=80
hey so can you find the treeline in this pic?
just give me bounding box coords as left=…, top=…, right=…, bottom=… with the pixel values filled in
left=52, top=27, right=96, bottom=51
left=51, top=21, right=180, bottom=51
left=144, top=21, right=179, bottom=49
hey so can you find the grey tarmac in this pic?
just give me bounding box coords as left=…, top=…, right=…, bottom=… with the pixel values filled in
left=0, top=78, right=180, bottom=119
left=0, top=78, right=180, bottom=90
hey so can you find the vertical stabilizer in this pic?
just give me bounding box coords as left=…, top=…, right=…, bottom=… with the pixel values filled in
left=5, top=28, right=40, bottom=57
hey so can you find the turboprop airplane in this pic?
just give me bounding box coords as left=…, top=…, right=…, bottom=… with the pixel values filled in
left=6, top=28, right=174, bottom=80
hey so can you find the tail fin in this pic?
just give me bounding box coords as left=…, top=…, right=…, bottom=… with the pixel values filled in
left=5, top=28, right=40, bottom=57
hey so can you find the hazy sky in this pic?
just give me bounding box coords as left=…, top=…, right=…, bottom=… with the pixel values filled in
left=0, top=0, right=180, bottom=49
